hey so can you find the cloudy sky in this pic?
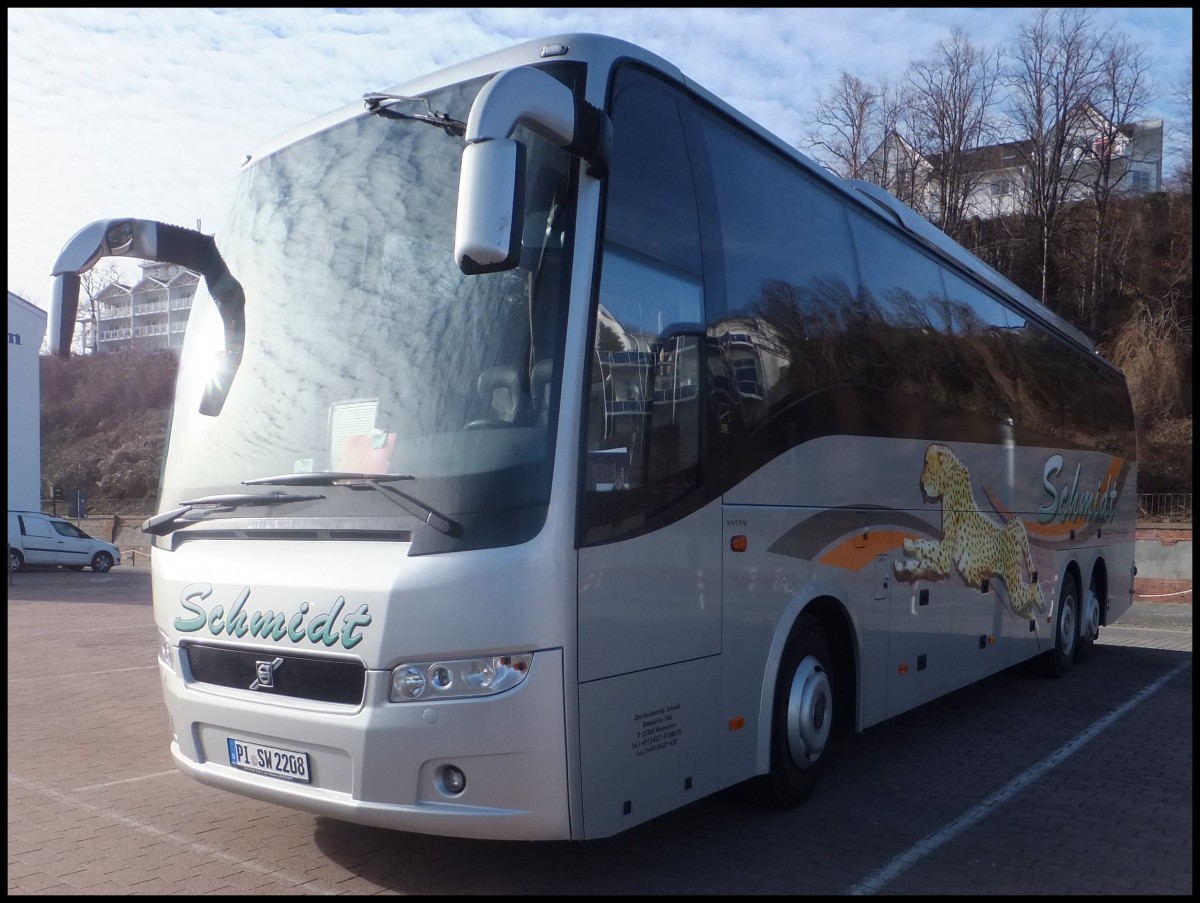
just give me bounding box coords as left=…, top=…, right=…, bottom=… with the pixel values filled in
left=7, top=7, right=1192, bottom=310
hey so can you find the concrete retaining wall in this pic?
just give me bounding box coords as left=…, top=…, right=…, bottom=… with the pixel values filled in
left=75, top=514, right=154, bottom=568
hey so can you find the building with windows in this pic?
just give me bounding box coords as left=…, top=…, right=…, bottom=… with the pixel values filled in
left=863, top=107, right=1164, bottom=223
left=92, top=261, right=199, bottom=354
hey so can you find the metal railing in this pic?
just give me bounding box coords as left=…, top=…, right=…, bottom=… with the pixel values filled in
left=1137, top=493, right=1192, bottom=525
left=40, top=498, right=158, bottom=519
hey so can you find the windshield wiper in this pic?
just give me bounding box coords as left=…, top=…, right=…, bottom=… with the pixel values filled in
left=142, top=491, right=326, bottom=537
left=363, top=93, right=466, bottom=136
left=245, top=472, right=462, bottom=538
left=244, top=471, right=413, bottom=486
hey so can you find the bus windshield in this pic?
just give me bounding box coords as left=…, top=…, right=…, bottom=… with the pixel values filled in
left=159, top=74, right=576, bottom=550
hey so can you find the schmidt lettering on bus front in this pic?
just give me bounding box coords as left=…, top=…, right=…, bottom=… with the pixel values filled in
left=173, top=583, right=372, bottom=650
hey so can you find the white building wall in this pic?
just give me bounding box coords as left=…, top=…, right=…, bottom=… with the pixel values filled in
left=7, top=292, right=46, bottom=512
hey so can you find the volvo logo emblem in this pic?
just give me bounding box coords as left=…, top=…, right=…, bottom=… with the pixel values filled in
left=249, top=656, right=284, bottom=690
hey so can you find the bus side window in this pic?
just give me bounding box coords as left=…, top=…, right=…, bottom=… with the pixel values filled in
left=588, top=250, right=702, bottom=488
left=583, top=68, right=704, bottom=535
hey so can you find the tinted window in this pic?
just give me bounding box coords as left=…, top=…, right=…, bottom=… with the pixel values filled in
left=602, top=76, right=702, bottom=274
left=701, top=109, right=859, bottom=428
left=935, top=268, right=1021, bottom=423
left=1005, top=310, right=1135, bottom=458
left=850, top=210, right=946, bottom=330
left=581, top=67, right=705, bottom=543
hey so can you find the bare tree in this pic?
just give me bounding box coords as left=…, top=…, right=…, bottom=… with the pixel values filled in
left=873, top=81, right=920, bottom=208
left=1004, top=8, right=1109, bottom=304
left=801, top=70, right=892, bottom=180
left=904, top=28, right=1003, bottom=241
left=1079, top=32, right=1153, bottom=332
left=801, top=70, right=878, bottom=179
left=1168, top=53, right=1192, bottom=192
left=76, top=261, right=125, bottom=355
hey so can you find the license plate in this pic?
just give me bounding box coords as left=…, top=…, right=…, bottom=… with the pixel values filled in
left=227, top=737, right=311, bottom=783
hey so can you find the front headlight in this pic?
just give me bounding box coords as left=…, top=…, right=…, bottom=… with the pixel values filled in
left=389, top=653, right=532, bottom=702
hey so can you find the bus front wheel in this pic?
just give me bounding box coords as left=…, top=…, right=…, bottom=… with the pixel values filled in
left=760, top=614, right=834, bottom=809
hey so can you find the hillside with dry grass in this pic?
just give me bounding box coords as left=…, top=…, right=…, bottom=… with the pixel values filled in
left=39, top=348, right=178, bottom=504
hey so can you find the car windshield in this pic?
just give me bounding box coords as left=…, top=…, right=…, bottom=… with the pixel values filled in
left=159, top=68, right=578, bottom=550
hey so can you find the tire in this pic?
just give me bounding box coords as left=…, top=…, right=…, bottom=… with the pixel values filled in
left=91, top=552, right=115, bottom=573
left=1042, top=573, right=1079, bottom=677
left=758, top=614, right=835, bottom=809
left=8, top=548, right=22, bottom=573
left=1075, top=578, right=1101, bottom=664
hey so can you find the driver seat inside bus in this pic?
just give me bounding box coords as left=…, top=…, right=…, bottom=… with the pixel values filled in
left=477, top=364, right=533, bottom=425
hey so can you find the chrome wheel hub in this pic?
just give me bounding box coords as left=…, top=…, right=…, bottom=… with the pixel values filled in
left=786, top=655, right=832, bottom=768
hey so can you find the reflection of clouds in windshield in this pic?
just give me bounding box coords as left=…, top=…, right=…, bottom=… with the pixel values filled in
left=170, top=107, right=471, bottom=481
left=162, top=73, right=576, bottom=496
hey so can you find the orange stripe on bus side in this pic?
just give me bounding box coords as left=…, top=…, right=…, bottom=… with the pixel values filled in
left=818, top=529, right=914, bottom=571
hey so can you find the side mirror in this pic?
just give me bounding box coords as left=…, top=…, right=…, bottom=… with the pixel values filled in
left=454, top=138, right=526, bottom=274
left=47, top=219, right=246, bottom=417
left=48, top=273, right=81, bottom=358
left=453, top=65, right=610, bottom=276
left=49, top=219, right=159, bottom=357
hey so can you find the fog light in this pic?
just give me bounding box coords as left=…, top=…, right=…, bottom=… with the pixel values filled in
left=442, top=765, right=466, bottom=795
left=157, top=628, right=174, bottom=672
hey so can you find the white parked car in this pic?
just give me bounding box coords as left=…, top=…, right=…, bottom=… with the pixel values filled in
left=8, top=510, right=122, bottom=573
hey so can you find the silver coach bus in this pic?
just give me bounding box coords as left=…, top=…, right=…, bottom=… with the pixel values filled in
left=47, top=33, right=1136, bottom=841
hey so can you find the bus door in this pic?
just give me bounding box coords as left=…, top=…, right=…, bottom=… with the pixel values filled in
left=573, top=65, right=723, bottom=838
left=574, top=257, right=722, bottom=837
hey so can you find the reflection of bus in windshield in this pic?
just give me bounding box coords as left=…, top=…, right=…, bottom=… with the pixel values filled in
left=47, top=33, right=1136, bottom=841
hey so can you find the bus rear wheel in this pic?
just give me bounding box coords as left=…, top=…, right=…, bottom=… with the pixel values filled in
left=1074, top=577, right=1102, bottom=664
left=759, top=614, right=834, bottom=809
left=1042, top=573, right=1080, bottom=678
